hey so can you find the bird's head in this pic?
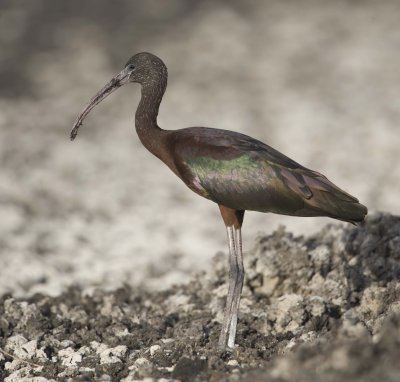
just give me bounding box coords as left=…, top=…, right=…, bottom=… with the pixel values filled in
left=70, top=52, right=167, bottom=140
left=124, top=52, right=167, bottom=86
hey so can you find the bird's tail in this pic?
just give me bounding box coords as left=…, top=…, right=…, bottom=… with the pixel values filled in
left=303, top=173, right=368, bottom=224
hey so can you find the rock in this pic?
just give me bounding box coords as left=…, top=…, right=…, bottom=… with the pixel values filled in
left=130, top=357, right=153, bottom=379
left=99, top=345, right=128, bottom=364
left=5, top=371, right=54, bottom=382
left=5, top=335, right=28, bottom=358
left=227, top=359, right=239, bottom=367
left=149, top=345, right=161, bottom=356
left=4, top=365, right=39, bottom=382
left=274, top=294, right=305, bottom=332
left=20, top=340, right=38, bottom=360
left=100, top=295, right=124, bottom=319
left=308, top=296, right=326, bottom=317
left=59, top=340, right=75, bottom=349
left=358, top=285, right=386, bottom=318
left=58, top=347, right=82, bottom=366
left=257, top=274, right=280, bottom=296
left=340, top=310, right=369, bottom=339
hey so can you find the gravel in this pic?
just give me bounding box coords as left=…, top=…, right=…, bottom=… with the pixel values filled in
left=1, top=213, right=399, bottom=381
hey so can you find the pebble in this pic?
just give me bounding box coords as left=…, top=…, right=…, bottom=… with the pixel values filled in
left=149, top=345, right=161, bottom=356
left=5, top=335, right=28, bottom=359
left=58, top=347, right=83, bottom=366
left=99, top=345, right=128, bottom=364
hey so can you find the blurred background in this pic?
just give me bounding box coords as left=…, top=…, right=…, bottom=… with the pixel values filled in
left=0, top=0, right=399, bottom=297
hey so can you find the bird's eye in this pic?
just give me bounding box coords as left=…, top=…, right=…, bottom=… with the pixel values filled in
left=127, top=64, right=135, bottom=70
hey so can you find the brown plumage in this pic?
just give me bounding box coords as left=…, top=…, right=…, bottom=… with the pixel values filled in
left=71, top=52, right=367, bottom=350
left=164, top=126, right=367, bottom=224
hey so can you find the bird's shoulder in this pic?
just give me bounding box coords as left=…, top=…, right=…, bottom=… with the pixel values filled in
left=168, top=126, right=304, bottom=170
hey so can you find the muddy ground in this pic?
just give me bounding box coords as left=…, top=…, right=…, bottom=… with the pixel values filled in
left=1, top=213, right=399, bottom=381
left=1, top=0, right=400, bottom=299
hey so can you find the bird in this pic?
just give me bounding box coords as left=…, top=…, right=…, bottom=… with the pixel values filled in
left=70, top=52, right=367, bottom=351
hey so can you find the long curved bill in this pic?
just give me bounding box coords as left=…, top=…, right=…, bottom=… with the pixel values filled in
left=70, top=68, right=130, bottom=141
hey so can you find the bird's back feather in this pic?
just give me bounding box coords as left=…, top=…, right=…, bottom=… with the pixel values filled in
left=169, top=127, right=367, bottom=223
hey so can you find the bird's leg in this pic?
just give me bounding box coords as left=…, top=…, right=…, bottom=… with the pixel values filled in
left=218, top=225, right=238, bottom=349
left=228, top=226, right=244, bottom=347
left=218, top=205, right=245, bottom=351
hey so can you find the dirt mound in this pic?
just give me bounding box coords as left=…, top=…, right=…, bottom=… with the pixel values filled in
left=1, top=213, right=399, bottom=381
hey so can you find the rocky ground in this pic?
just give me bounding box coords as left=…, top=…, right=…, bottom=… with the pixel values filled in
left=1, top=0, right=400, bottom=298
left=1, top=213, right=399, bottom=381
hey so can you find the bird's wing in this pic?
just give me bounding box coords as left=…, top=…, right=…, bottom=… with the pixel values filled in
left=170, top=127, right=312, bottom=209
left=170, top=127, right=365, bottom=221
left=191, top=127, right=358, bottom=199
left=226, top=130, right=359, bottom=203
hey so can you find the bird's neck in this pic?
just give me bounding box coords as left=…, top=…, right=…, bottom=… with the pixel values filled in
left=135, top=78, right=168, bottom=157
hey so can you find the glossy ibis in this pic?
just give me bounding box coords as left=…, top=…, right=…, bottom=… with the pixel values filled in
left=71, top=52, right=367, bottom=350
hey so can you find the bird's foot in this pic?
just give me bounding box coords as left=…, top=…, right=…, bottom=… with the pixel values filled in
left=218, top=314, right=237, bottom=352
